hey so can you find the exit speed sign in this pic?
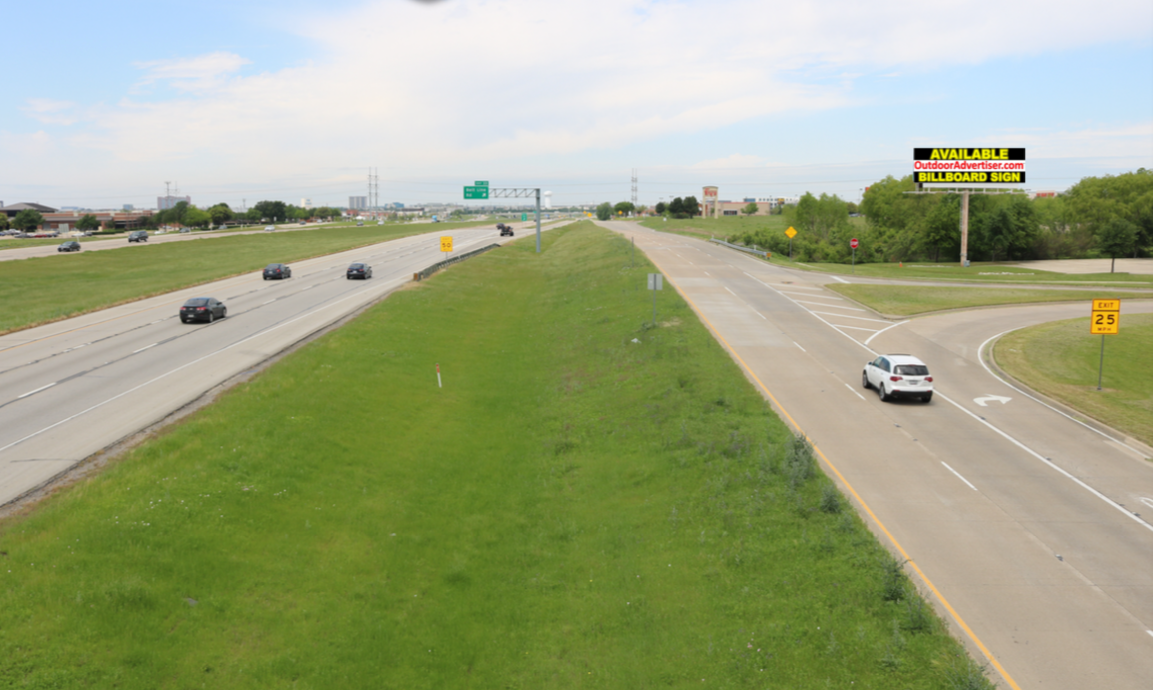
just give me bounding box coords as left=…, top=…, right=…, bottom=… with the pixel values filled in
left=1090, top=298, right=1120, bottom=334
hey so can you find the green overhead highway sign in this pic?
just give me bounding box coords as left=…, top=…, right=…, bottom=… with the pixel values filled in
left=475, top=180, right=489, bottom=187
left=464, top=186, right=489, bottom=199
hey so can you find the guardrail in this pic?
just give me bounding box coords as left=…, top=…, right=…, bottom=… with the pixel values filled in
left=709, top=238, right=770, bottom=259
left=413, top=243, right=501, bottom=281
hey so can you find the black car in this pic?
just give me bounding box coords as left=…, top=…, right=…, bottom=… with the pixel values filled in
left=179, top=297, right=226, bottom=323
left=346, top=262, right=372, bottom=279
left=128, top=231, right=149, bottom=242
left=263, top=263, right=292, bottom=280
left=58, top=241, right=81, bottom=252
left=497, top=223, right=514, bottom=237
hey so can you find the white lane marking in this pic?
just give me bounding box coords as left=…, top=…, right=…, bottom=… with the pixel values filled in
left=974, top=395, right=1012, bottom=407
left=977, top=329, right=1130, bottom=445
left=845, top=383, right=866, bottom=401
left=1140, top=498, right=1153, bottom=510
left=810, top=311, right=890, bottom=323
left=724, top=286, right=737, bottom=296
left=133, top=343, right=158, bottom=354
left=301, top=285, right=312, bottom=291
left=1147, top=630, right=1153, bottom=640
left=703, top=272, right=710, bottom=276
left=795, top=294, right=844, bottom=301
left=942, top=462, right=978, bottom=491
left=150, top=320, right=162, bottom=325
left=747, top=271, right=1153, bottom=532
left=754, top=311, right=766, bottom=320
left=0, top=277, right=409, bottom=456
left=836, top=325, right=881, bottom=332
left=832, top=276, right=850, bottom=284
left=18, top=382, right=57, bottom=399
left=864, top=320, right=910, bottom=346
left=794, top=342, right=806, bottom=352
left=263, top=299, right=277, bottom=305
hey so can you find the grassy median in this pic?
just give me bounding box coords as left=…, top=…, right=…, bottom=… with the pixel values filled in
left=0, top=223, right=989, bottom=689
left=826, top=284, right=1150, bottom=316
left=995, top=313, right=1153, bottom=448
left=0, top=221, right=488, bottom=334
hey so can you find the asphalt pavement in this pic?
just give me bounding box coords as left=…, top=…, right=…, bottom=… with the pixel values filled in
left=601, top=220, right=1153, bottom=690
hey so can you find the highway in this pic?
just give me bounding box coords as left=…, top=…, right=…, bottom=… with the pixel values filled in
left=0, top=221, right=544, bottom=508
left=601, top=220, right=1153, bottom=690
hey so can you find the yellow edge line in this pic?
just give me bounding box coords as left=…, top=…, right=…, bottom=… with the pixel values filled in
left=668, top=277, right=1023, bottom=690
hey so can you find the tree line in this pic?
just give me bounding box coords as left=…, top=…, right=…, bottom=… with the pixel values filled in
left=731, top=169, right=1152, bottom=266
left=0, top=201, right=343, bottom=234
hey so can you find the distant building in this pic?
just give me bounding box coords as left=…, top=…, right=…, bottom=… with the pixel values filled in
left=0, top=202, right=58, bottom=219
left=123, top=204, right=135, bottom=211
left=158, top=195, right=191, bottom=210
left=349, top=196, right=367, bottom=210
left=301, top=198, right=313, bottom=209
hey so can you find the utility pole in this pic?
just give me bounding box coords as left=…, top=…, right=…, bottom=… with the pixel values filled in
left=631, top=168, right=638, bottom=209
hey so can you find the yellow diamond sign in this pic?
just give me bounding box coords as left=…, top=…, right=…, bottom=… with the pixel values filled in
left=785, top=227, right=797, bottom=239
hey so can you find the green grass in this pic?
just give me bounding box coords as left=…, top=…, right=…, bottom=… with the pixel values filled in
left=798, top=261, right=1153, bottom=285
left=996, top=313, right=1153, bottom=448
left=639, top=215, right=790, bottom=241
left=0, top=221, right=489, bottom=335
left=826, top=284, right=1150, bottom=316
left=0, top=223, right=988, bottom=689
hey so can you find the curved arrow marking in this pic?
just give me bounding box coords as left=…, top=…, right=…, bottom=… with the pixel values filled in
left=974, top=395, right=1012, bottom=407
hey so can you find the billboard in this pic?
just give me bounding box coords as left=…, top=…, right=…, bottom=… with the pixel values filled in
left=703, top=186, right=718, bottom=201
left=913, top=148, right=1025, bottom=187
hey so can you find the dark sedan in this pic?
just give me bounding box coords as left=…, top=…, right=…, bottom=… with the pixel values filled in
left=57, top=241, right=81, bottom=252
left=346, top=262, right=372, bottom=279
left=263, top=263, right=292, bottom=280
left=179, top=297, right=227, bottom=323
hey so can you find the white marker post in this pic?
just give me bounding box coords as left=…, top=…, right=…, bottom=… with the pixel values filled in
left=647, top=273, right=663, bottom=326
left=436, top=364, right=442, bottom=388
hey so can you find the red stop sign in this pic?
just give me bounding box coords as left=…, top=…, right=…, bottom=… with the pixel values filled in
left=850, top=238, right=859, bottom=249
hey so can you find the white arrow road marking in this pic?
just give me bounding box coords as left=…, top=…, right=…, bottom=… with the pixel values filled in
left=974, top=395, right=1012, bottom=407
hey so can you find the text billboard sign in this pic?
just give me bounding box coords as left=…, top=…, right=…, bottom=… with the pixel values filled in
left=914, top=148, right=1026, bottom=187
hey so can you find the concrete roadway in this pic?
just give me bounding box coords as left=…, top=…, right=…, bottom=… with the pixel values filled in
left=0, top=221, right=544, bottom=508
left=0, top=220, right=449, bottom=263
left=601, top=220, right=1153, bottom=690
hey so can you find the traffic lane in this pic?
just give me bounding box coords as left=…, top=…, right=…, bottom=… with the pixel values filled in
left=0, top=224, right=504, bottom=367
left=0, top=223, right=552, bottom=505
left=0, top=224, right=503, bottom=401
left=606, top=222, right=1153, bottom=689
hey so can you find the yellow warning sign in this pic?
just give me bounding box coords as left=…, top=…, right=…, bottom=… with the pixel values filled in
left=440, top=236, right=453, bottom=253
left=785, top=227, right=797, bottom=239
left=1090, top=299, right=1120, bottom=335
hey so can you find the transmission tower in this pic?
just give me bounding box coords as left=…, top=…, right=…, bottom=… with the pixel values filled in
left=631, top=169, right=638, bottom=207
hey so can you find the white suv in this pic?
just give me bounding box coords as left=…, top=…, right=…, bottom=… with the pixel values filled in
left=863, top=354, right=933, bottom=403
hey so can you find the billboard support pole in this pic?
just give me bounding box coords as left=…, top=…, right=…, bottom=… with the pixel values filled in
left=960, top=190, right=970, bottom=267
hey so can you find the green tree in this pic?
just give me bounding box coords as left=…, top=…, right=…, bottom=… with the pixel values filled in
left=0, top=214, right=9, bottom=231
left=613, top=201, right=635, bottom=216
left=595, top=202, right=612, bottom=221
left=12, top=209, right=44, bottom=232
left=667, top=198, right=685, bottom=217
left=920, top=195, right=960, bottom=262
left=184, top=207, right=212, bottom=228
left=973, top=196, right=1039, bottom=262
left=654, top=201, right=667, bottom=215
left=683, top=196, right=701, bottom=217
left=1096, top=218, right=1139, bottom=272
left=253, top=200, right=288, bottom=222
left=208, top=203, right=234, bottom=226
left=76, top=214, right=100, bottom=232
left=741, top=202, right=759, bottom=216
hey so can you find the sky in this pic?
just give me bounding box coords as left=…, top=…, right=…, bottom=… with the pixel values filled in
left=2, top=0, right=1151, bottom=210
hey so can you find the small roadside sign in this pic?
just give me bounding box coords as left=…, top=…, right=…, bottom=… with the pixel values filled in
left=1090, top=299, right=1120, bottom=334
left=785, top=227, right=797, bottom=239
left=647, top=273, right=663, bottom=290
left=440, top=236, right=453, bottom=253
left=850, top=238, right=859, bottom=249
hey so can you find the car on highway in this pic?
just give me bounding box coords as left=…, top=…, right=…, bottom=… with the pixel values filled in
left=57, top=241, right=81, bottom=252
left=862, top=354, right=933, bottom=403
left=497, top=223, right=514, bottom=236
left=263, top=263, right=292, bottom=280
left=179, top=297, right=227, bottom=323
left=356, top=221, right=364, bottom=226
left=128, top=230, right=149, bottom=243
left=346, top=262, right=372, bottom=279
left=178, top=228, right=191, bottom=233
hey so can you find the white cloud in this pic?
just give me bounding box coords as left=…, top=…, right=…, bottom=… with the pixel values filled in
left=21, top=99, right=79, bottom=125
left=8, top=0, right=1153, bottom=203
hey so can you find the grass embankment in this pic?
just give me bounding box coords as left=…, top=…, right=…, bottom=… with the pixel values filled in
left=0, top=221, right=487, bottom=335
left=995, top=313, right=1153, bottom=448
left=798, top=261, right=1152, bottom=285
left=826, top=284, right=1149, bottom=317
left=0, top=223, right=988, bottom=688
left=639, top=215, right=789, bottom=241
